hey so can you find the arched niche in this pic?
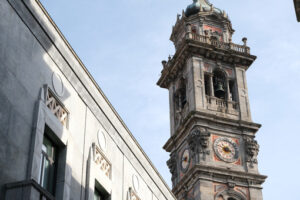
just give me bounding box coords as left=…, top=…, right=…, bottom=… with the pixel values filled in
left=215, top=189, right=247, bottom=200
left=174, top=77, right=187, bottom=110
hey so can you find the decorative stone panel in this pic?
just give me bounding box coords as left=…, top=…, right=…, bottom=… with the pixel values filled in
left=92, top=143, right=111, bottom=179
left=213, top=182, right=249, bottom=200
left=46, top=88, right=68, bottom=126
left=167, top=151, right=177, bottom=186
left=244, top=136, right=259, bottom=168
left=187, top=127, right=211, bottom=162
left=128, top=187, right=141, bottom=200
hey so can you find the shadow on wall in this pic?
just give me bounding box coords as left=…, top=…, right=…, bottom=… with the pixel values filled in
left=0, top=0, right=103, bottom=199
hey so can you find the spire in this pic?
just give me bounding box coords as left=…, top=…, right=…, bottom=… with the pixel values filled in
left=185, top=0, right=222, bottom=17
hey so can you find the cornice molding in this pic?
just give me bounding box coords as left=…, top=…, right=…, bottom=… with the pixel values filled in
left=172, top=164, right=267, bottom=195
left=163, top=110, right=261, bottom=152
left=157, top=38, right=256, bottom=89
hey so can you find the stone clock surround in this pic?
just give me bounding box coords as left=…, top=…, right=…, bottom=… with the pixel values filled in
left=166, top=122, right=266, bottom=191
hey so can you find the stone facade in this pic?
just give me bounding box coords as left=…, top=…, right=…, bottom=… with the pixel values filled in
left=158, top=1, right=267, bottom=200
left=0, top=0, right=175, bottom=200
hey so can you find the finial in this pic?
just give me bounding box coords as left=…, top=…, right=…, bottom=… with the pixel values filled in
left=200, top=4, right=203, bottom=12
left=242, top=37, right=248, bottom=46
left=177, top=14, right=181, bottom=21
left=162, top=60, right=167, bottom=69
left=182, top=9, right=186, bottom=18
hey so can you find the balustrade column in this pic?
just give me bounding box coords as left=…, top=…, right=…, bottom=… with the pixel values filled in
left=226, top=79, right=230, bottom=101
left=209, top=74, right=214, bottom=97
left=186, top=24, right=192, bottom=39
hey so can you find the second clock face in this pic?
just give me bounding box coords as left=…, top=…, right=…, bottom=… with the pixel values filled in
left=214, top=137, right=239, bottom=163
left=181, top=149, right=190, bottom=172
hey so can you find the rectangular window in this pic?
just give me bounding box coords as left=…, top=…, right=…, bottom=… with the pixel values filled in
left=39, top=134, right=57, bottom=195
left=94, top=187, right=104, bottom=200
left=94, top=181, right=110, bottom=200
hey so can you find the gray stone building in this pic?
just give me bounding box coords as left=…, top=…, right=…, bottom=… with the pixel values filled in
left=158, top=0, right=267, bottom=200
left=0, top=0, right=267, bottom=200
left=0, top=0, right=175, bottom=200
left=295, top=0, right=300, bottom=21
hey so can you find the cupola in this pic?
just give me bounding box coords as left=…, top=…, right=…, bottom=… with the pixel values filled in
left=185, top=0, right=223, bottom=17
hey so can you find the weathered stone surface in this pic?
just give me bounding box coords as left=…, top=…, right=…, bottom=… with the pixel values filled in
left=158, top=1, right=267, bottom=199
left=0, top=0, right=175, bottom=199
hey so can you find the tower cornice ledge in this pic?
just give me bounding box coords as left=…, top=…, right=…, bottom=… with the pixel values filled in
left=163, top=111, right=261, bottom=152
left=172, top=164, right=267, bottom=196
left=157, top=35, right=256, bottom=89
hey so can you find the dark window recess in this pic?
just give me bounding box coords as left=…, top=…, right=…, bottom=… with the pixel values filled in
left=180, top=87, right=187, bottom=108
left=229, top=80, right=236, bottom=101
left=39, top=135, right=57, bottom=195
left=204, top=74, right=210, bottom=96
left=94, top=188, right=104, bottom=200
left=175, top=78, right=187, bottom=110
left=191, top=26, right=197, bottom=33
left=94, top=181, right=110, bottom=200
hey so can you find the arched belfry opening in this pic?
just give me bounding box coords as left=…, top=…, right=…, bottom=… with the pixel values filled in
left=175, top=77, right=187, bottom=110
left=213, top=69, right=227, bottom=99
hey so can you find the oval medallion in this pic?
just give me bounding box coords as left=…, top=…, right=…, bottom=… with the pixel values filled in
left=52, top=72, right=64, bottom=97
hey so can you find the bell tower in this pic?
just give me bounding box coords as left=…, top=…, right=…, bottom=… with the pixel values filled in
left=158, top=1, right=267, bottom=200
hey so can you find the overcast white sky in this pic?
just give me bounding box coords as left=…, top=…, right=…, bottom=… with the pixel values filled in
left=40, top=0, right=300, bottom=199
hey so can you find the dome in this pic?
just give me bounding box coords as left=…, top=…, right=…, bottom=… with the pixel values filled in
left=185, top=0, right=222, bottom=17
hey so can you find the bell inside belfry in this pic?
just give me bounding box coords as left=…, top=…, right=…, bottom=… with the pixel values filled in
left=215, top=81, right=225, bottom=99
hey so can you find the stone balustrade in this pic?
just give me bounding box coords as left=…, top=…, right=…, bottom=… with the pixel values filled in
left=188, top=32, right=250, bottom=54
left=206, top=95, right=239, bottom=115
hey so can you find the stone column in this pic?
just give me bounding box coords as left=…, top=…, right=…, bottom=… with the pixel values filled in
left=226, top=79, right=230, bottom=101
left=209, top=74, right=214, bottom=97
left=186, top=24, right=192, bottom=39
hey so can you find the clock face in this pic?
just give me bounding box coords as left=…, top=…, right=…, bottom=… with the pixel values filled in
left=214, top=137, right=239, bottom=163
left=181, top=149, right=190, bottom=172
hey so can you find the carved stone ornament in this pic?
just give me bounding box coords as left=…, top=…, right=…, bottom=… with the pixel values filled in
left=182, top=185, right=194, bottom=200
left=167, top=152, right=177, bottom=185
left=127, top=187, right=141, bottom=200
left=245, top=137, right=260, bottom=167
left=46, top=88, right=68, bottom=126
left=92, top=143, right=111, bottom=179
left=215, top=189, right=246, bottom=200
left=187, top=127, right=211, bottom=162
